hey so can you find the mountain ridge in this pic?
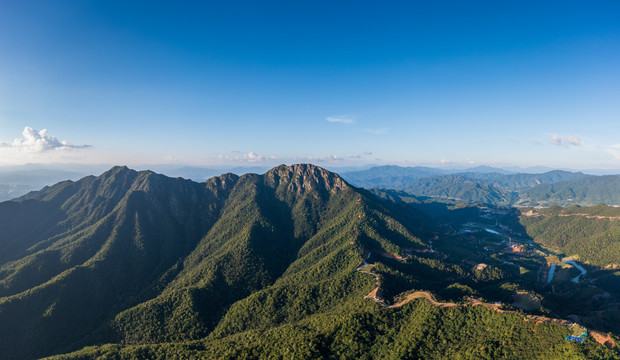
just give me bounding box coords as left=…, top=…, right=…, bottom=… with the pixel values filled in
left=0, top=163, right=430, bottom=359
left=341, top=165, right=616, bottom=206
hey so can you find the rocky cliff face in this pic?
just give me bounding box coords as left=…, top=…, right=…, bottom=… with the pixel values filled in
left=264, top=163, right=349, bottom=194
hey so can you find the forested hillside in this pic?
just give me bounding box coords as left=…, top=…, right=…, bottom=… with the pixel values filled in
left=0, top=165, right=617, bottom=359
left=341, top=165, right=447, bottom=189
left=341, top=165, right=617, bottom=207
left=0, top=164, right=427, bottom=359
left=520, top=204, right=620, bottom=266
left=50, top=300, right=614, bottom=359
left=401, top=174, right=519, bottom=205
left=522, top=176, right=620, bottom=206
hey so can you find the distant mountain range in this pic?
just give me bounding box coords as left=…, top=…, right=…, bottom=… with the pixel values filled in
left=2, top=164, right=618, bottom=204
left=341, top=165, right=449, bottom=189
left=0, top=169, right=88, bottom=202
left=341, top=166, right=620, bottom=206
left=0, top=165, right=272, bottom=202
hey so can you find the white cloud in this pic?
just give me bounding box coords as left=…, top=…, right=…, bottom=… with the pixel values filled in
left=245, top=152, right=264, bottom=162
left=550, top=134, right=581, bottom=146
left=364, top=128, right=387, bottom=135
left=1, top=126, right=89, bottom=153
left=326, top=115, right=354, bottom=124
left=202, top=151, right=377, bottom=166
left=606, top=144, right=620, bottom=160
left=209, top=151, right=267, bottom=163
left=305, top=154, right=345, bottom=162
left=564, top=136, right=581, bottom=146
left=364, top=149, right=372, bottom=155
left=326, top=154, right=341, bottom=161
left=164, top=155, right=178, bottom=163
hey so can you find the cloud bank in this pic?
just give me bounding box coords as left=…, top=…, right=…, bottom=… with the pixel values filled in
left=1, top=127, right=90, bottom=153
left=364, top=128, right=387, bottom=135
left=211, top=151, right=274, bottom=163
left=606, top=144, right=620, bottom=160
left=326, top=116, right=354, bottom=124
left=550, top=134, right=581, bottom=146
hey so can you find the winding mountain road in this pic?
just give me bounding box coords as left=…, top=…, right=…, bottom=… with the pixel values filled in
left=355, top=252, right=613, bottom=349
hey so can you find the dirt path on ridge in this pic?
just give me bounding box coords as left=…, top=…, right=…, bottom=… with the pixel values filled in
left=355, top=252, right=615, bottom=349
left=388, top=291, right=457, bottom=308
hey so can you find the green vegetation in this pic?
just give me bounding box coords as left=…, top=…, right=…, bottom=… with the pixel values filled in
left=401, top=174, right=519, bottom=206
left=0, top=164, right=426, bottom=359
left=49, top=300, right=617, bottom=360
left=341, top=165, right=447, bottom=189
left=520, top=204, right=620, bottom=266
left=346, top=166, right=619, bottom=207
left=523, top=176, right=620, bottom=206
left=1, top=164, right=618, bottom=359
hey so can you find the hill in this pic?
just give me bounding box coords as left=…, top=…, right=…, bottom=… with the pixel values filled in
left=0, top=164, right=428, bottom=359
left=341, top=165, right=447, bottom=189
left=522, top=175, right=620, bottom=206
left=344, top=165, right=617, bottom=207
left=0, top=165, right=617, bottom=359
left=401, top=174, right=519, bottom=205
left=465, top=170, right=589, bottom=190
left=519, top=204, right=620, bottom=267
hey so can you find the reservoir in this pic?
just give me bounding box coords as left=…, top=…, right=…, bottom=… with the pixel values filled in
left=485, top=228, right=501, bottom=235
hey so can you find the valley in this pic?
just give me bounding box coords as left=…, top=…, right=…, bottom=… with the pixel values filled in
left=354, top=217, right=617, bottom=349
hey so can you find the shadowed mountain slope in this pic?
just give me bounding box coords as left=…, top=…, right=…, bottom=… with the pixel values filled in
left=0, top=164, right=427, bottom=359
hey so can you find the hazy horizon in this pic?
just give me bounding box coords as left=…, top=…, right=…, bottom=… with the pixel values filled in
left=1, top=161, right=619, bottom=177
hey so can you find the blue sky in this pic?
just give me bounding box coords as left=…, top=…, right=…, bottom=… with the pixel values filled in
left=1, top=1, right=619, bottom=169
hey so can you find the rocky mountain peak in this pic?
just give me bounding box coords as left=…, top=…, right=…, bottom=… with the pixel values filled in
left=264, top=163, right=349, bottom=194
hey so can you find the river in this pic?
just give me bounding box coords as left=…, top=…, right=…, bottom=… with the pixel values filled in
left=547, top=260, right=587, bottom=284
